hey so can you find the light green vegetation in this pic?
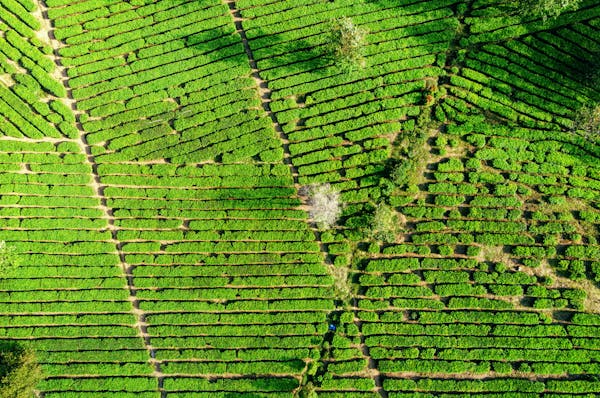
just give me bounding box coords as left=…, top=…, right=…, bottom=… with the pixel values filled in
left=0, top=0, right=598, bottom=396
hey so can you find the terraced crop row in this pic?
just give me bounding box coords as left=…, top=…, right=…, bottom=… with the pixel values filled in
left=264, top=0, right=600, bottom=395
left=237, top=0, right=460, bottom=212
left=394, top=123, right=600, bottom=283
left=0, top=0, right=75, bottom=139
left=2, top=0, right=339, bottom=395
left=99, top=162, right=335, bottom=396
left=447, top=0, right=600, bottom=129
left=0, top=0, right=599, bottom=396
left=0, top=139, right=156, bottom=397
left=49, top=0, right=283, bottom=164
left=342, top=118, right=600, bottom=396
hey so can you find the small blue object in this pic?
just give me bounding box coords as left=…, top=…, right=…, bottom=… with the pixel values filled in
left=328, top=324, right=336, bottom=331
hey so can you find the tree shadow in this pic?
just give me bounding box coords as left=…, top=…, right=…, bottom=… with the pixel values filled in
left=0, top=340, right=25, bottom=374
left=186, top=26, right=332, bottom=78
left=115, top=22, right=333, bottom=163
left=110, top=0, right=451, bottom=164
left=224, top=393, right=265, bottom=398
left=573, top=51, right=600, bottom=92
left=219, top=376, right=299, bottom=397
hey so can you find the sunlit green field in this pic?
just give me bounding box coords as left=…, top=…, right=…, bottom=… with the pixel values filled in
left=0, top=0, right=599, bottom=396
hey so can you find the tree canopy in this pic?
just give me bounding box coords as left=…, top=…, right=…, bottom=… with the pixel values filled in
left=0, top=342, right=42, bottom=398
left=515, top=0, right=581, bottom=20
left=328, top=17, right=368, bottom=71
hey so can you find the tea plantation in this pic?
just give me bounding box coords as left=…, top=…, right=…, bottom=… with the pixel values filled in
left=0, top=0, right=599, bottom=396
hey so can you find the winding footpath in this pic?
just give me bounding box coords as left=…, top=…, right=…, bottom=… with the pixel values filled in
left=33, top=0, right=165, bottom=394
left=222, top=1, right=386, bottom=396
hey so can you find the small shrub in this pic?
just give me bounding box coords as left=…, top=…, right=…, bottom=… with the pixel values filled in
left=438, top=245, right=454, bottom=256
left=466, top=246, right=481, bottom=257
left=367, top=242, right=380, bottom=253
left=334, top=255, right=349, bottom=267
left=495, top=263, right=507, bottom=273
left=493, top=361, right=513, bottom=374
left=574, top=104, right=600, bottom=137
left=296, top=381, right=317, bottom=398
left=369, top=203, right=396, bottom=242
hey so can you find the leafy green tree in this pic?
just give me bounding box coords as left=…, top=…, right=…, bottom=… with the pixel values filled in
left=328, top=17, right=368, bottom=71
left=515, top=0, right=581, bottom=20
left=369, top=203, right=397, bottom=243
left=296, top=381, right=318, bottom=398
left=390, top=159, right=417, bottom=187
left=0, top=343, right=42, bottom=398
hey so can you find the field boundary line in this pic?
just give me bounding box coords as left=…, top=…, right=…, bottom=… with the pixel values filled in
left=222, top=0, right=334, bottom=259
left=221, top=1, right=387, bottom=396
left=34, top=1, right=164, bottom=394
left=353, top=296, right=388, bottom=398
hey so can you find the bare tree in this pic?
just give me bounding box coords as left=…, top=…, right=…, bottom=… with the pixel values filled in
left=304, top=183, right=342, bottom=230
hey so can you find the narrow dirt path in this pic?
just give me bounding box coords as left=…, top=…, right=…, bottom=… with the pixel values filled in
left=353, top=297, right=388, bottom=398
left=222, top=1, right=298, bottom=176
left=222, top=0, right=333, bottom=264
left=222, top=1, right=349, bottom=392
left=34, top=1, right=164, bottom=394
left=0, top=74, right=13, bottom=87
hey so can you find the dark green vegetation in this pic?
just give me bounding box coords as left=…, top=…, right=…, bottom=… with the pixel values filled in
left=0, top=0, right=599, bottom=396
left=0, top=342, right=43, bottom=398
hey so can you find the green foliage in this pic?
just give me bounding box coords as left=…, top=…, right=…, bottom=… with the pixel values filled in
left=574, top=104, right=600, bottom=137
left=515, top=0, right=582, bottom=20
left=0, top=241, right=19, bottom=279
left=328, top=17, right=368, bottom=71
left=369, top=202, right=397, bottom=242
left=3, top=0, right=600, bottom=395
left=296, top=381, right=318, bottom=398
left=0, top=343, right=42, bottom=398
left=391, top=159, right=418, bottom=188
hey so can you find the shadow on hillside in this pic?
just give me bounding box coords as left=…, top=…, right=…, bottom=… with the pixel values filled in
left=219, top=376, right=300, bottom=398
left=575, top=53, right=600, bottom=93
left=224, top=394, right=264, bottom=398
left=185, top=25, right=332, bottom=78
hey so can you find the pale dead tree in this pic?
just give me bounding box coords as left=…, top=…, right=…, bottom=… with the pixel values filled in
left=303, top=183, right=342, bottom=230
